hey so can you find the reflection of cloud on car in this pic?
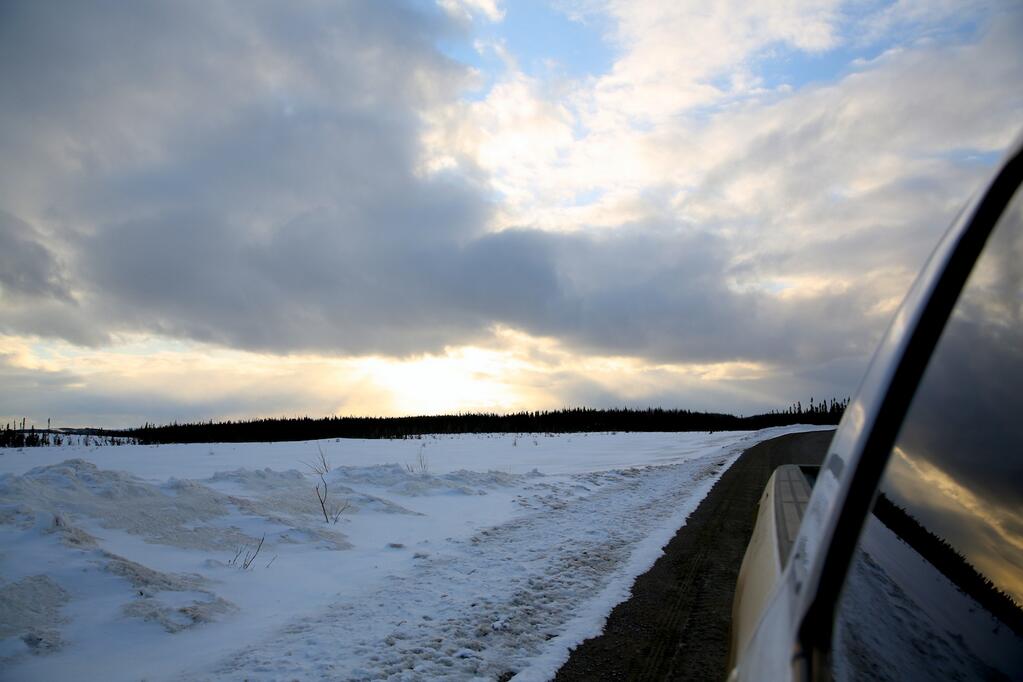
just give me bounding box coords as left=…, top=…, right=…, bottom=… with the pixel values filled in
left=728, top=135, right=1023, bottom=681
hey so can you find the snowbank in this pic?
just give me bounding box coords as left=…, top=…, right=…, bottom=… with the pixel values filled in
left=0, top=426, right=830, bottom=680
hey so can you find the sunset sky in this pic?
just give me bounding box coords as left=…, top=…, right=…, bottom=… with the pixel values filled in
left=1, top=0, right=1021, bottom=428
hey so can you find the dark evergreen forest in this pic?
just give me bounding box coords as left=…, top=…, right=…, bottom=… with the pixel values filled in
left=3, top=399, right=847, bottom=448
left=120, top=398, right=846, bottom=444
left=873, top=493, right=1023, bottom=634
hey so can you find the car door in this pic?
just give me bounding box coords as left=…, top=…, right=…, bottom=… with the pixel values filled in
left=729, top=136, right=1023, bottom=681
left=830, top=161, right=1023, bottom=681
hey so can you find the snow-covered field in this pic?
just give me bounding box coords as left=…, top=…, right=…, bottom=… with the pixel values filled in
left=0, top=426, right=829, bottom=681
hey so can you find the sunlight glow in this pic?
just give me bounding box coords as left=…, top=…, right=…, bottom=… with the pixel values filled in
left=0, top=330, right=784, bottom=429
left=888, top=446, right=1023, bottom=604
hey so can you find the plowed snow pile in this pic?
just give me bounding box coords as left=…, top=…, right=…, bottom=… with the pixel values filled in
left=0, top=427, right=829, bottom=681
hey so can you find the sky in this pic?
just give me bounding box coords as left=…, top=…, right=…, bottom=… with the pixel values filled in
left=1, top=0, right=1021, bottom=428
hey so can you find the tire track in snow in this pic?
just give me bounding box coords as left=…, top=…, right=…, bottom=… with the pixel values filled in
left=201, top=453, right=735, bottom=681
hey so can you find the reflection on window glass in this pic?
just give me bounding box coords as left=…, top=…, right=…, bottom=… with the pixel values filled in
left=833, top=189, right=1023, bottom=681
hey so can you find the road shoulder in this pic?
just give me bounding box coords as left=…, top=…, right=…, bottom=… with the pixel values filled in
left=553, top=429, right=834, bottom=681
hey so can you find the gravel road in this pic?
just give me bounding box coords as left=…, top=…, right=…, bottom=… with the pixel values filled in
left=553, top=429, right=834, bottom=681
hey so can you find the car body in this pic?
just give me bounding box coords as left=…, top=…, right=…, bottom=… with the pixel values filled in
left=727, top=135, right=1023, bottom=681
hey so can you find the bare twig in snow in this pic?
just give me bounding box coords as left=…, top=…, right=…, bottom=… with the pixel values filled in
left=404, top=446, right=429, bottom=475
left=241, top=535, right=264, bottom=570
left=331, top=500, right=351, bottom=524
left=228, top=545, right=245, bottom=567
left=303, top=445, right=349, bottom=524
left=315, top=480, right=330, bottom=523
left=227, top=536, right=264, bottom=570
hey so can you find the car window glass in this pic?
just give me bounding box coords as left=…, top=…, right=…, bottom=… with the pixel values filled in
left=832, top=187, right=1023, bottom=681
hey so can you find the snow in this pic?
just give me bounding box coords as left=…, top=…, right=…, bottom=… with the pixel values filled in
left=833, top=516, right=1023, bottom=681
left=0, top=426, right=830, bottom=681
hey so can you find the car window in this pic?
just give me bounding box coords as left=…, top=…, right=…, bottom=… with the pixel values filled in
left=831, top=187, right=1023, bottom=681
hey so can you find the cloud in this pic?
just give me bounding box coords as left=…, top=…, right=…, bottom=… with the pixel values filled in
left=587, top=0, right=842, bottom=122
left=1, top=1, right=1021, bottom=424
left=2, top=0, right=882, bottom=364
left=0, top=328, right=847, bottom=429
left=0, top=0, right=489, bottom=352
left=439, top=0, right=505, bottom=24
left=0, top=211, right=107, bottom=346
left=423, top=0, right=1023, bottom=364
left=56, top=208, right=882, bottom=366
left=0, top=211, right=72, bottom=302
left=0, top=347, right=319, bottom=428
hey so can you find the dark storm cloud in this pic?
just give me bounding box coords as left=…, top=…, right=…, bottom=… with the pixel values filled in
left=74, top=207, right=879, bottom=364
left=894, top=203, right=1023, bottom=511
left=0, top=212, right=72, bottom=302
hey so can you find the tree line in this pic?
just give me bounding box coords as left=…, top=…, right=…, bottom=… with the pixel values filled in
left=120, top=399, right=847, bottom=444
left=2, top=398, right=848, bottom=448
left=873, top=492, right=1022, bottom=635
left=1, top=419, right=138, bottom=448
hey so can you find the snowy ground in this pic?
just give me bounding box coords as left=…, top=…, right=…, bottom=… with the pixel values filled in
left=0, top=426, right=830, bottom=681
left=833, top=516, right=1023, bottom=681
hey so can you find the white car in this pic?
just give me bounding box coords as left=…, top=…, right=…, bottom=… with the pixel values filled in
left=727, top=136, right=1023, bottom=681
